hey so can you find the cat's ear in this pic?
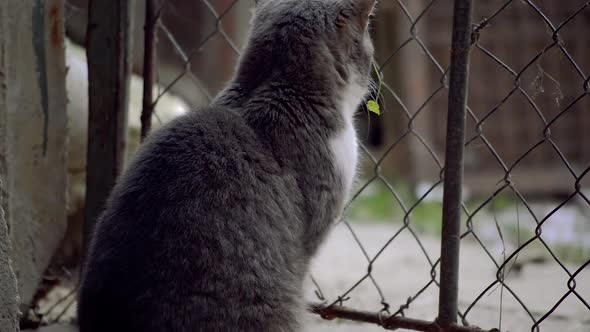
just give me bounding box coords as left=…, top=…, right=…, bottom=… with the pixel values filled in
left=344, top=0, right=377, bottom=30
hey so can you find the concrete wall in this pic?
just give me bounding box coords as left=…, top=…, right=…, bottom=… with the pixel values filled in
left=0, top=0, right=68, bottom=314
left=0, top=186, right=19, bottom=331
left=0, top=162, right=19, bottom=328
left=0, top=5, right=20, bottom=332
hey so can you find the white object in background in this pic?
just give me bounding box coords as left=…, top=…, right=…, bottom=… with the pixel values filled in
left=53, top=39, right=190, bottom=270
left=65, top=38, right=190, bottom=174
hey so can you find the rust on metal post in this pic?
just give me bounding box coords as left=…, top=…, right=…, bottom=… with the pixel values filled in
left=140, top=0, right=158, bottom=141
left=438, top=0, right=473, bottom=328
left=84, top=0, right=131, bottom=258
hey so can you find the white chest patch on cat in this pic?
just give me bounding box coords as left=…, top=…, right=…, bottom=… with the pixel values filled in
left=330, top=81, right=365, bottom=204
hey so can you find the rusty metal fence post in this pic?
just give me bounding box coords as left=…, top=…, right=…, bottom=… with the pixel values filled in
left=84, top=0, right=131, bottom=258
left=140, top=0, right=158, bottom=141
left=438, top=0, right=473, bottom=329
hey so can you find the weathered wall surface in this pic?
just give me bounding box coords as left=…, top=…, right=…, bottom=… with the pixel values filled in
left=0, top=4, right=21, bottom=331
left=0, top=194, right=19, bottom=331
left=0, top=4, right=20, bottom=332
left=0, top=190, right=19, bottom=332
left=0, top=0, right=68, bottom=312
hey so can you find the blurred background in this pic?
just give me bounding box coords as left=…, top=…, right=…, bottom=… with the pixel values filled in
left=1, top=0, right=589, bottom=331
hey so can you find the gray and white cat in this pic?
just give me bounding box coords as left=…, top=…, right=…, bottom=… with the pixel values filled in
left=78, top=0, right=375, bottom=331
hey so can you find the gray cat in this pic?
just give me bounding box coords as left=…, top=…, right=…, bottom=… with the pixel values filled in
left=77, top=0, right=375, bottom=331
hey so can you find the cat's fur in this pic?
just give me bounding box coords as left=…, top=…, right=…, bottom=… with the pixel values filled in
left=77, top=0, right=375, bottom=331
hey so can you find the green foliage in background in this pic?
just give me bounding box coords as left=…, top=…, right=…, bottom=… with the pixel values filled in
left=345, top=179, right=590, bottom=264
left=346, top=180, right=443, bottom=235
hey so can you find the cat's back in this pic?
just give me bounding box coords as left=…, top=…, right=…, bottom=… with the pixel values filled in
left=78, top=106, right=304, bottom=332
left=137, top=106, right=273, bottom=184
left=118, top=107, right=289, bottom=206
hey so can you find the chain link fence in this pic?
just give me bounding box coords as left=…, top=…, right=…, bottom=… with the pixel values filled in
left=33, top=0, right=590, bottom=331
left=139, top=0, right=590, bottom=331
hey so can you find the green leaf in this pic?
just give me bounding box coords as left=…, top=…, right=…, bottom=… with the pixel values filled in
left=366, top=99, right=381, bottom=115
left=367, top=62, right=383, bottom=116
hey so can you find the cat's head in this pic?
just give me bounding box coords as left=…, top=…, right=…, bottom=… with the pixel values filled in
left=234, top=0, right=376, bottom=107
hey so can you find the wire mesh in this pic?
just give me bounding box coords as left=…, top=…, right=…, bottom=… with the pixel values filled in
left=148, top=1, right=447, bottom=329
left=459, top=1, right=590, bottom=331
left=139, top=0, right=590, bottom=331
left=36, top=0, right=589, bottom=331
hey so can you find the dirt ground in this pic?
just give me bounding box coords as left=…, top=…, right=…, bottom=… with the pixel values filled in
left=303, top=222, right=590, bottom=331
left=29, top=223, right=590, bottom=332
